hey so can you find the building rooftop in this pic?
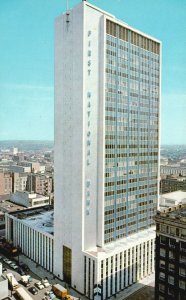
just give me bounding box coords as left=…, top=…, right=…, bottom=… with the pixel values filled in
left=0, top=199, right=26, bottom=213
left=161, top=191, right=186, bottom=202
left=156, top=204, right=186, bottom=224
left=8, top=206, right=54, bottom=235
left=84, top=227, right=155, bottom=260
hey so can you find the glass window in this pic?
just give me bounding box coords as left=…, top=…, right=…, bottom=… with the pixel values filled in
left=161, top=225, right=166, bottom=232
left=159, top=283, right=165, bottom=292
left=170, top=227, right=176, bottom=235
left=180, top=255, right=186, bottom=263
left=168, top=287, right=174, bottom=296
left=179, top=267, right=186, bottom=276
left=169, top=263, right=175, bottom=271
left=181, top=229, right=186, bottom=238
left=179, top=280, right=186, bottom=290
left=168, top=276, right=174, bottom=285
left=160, top=260, right=165, bottom=269
left=160, top=236, right=166, bottom=244
left=159, top=272, right=165, bottom=280
left=160, top=248, right=166, bottom=257
left=169, top=250, right=175, bottom=259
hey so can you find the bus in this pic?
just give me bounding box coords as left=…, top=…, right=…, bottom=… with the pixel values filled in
left=16, top=286, right=34, bottom=300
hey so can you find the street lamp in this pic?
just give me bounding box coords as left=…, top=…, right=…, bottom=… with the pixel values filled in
left=10, top=275, right=13, bottom=297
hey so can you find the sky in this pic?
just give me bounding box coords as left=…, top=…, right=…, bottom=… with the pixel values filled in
left=0, top=0, right=186, bottom=144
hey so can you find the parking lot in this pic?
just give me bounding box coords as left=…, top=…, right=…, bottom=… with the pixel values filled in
left=0, top=252, right=81, bottom=300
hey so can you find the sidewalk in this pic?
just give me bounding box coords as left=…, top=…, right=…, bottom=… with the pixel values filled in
left=110, top=274, right=155, bottom=300
left=16, top=254, right=86, bottom=300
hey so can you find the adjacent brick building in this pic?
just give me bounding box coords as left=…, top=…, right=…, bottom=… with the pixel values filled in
left=160, top=176, right=186, bottom=194
left=154, top=204, right=186, bottom=300
left=0, top=171, right=12, bottom=195
left=26, top=173, right=53, bottom=196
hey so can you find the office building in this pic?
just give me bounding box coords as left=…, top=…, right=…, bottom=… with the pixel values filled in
left=54, top=2, right=161, bottom=299
left=0, top=171, right=12, bottom=196
left=154, top=204, right=186, bottom=300
left=160, top=165, right=186, bottom=177
left=160, top=176, right=186, bottom=194
left=26, top=173, right=53, bottom=196
left=12, top=172, right=28, bottom=192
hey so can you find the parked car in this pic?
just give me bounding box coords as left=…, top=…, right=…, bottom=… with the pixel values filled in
left=2, top=267, right=7, bottom=272
left=48, top=291, right=56, bottom=300
left=19, top=263, right=30, bottom=272
left=28, top=286, right=38, bottom=295
left=42, top=278, right=50, bottom=288
left=10, top=263, right=18, bottom=270
left=6, top=260, right=13, bottom=265
left=35, top=281, right=45, bottom=290
left=3, top=258, right=11, bottom=264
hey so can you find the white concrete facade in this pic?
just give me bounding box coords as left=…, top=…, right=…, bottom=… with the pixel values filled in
left=0, top=263, right=8, bottom=300
left=10, top=191, right=49, bottom=208
left=5, top=212, right=53, bottom=272
left=54, top=2, right=109, bottom=291
left=54, top=2, right=160, bottom=299
left=160, top=165, right=186, bottom=176
left=84, top=229, right=155, bottom=299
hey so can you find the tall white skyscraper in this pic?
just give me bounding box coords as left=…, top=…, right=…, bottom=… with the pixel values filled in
left=54, top=2, right=161, bottom=299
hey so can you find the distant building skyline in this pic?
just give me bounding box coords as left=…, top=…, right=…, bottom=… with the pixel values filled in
left=0, top=0, right=186, bottom=144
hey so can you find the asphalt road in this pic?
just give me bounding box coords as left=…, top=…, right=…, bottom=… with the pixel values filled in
left=0, top=254, right=54, bottom=300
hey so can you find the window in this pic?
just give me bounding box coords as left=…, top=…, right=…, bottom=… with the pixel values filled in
left=170, top=227, right=176, bottom=235
left=179, top=267, right=186, bottom=276
left=168, top=287, right=174, bottom=297
left=169, top=250, right=175, bottom=259
left=159, top=272, right=165, bottom=280
left=160, top=260, right=165, bottom=269
left=161, top=225, right=166, bottom=233
left=181, top=229, right=186, bottom=238
left=160, top=236, right=166, bottom=244
left=169, top=263, right=175, bottom=272
left=159, top=283, right=165, bottom=292
left=180, top=241, right=186, bottom=250
left=168, top=276, right=174, bottom=285
left=179, top=280, right=186, bottom=290
left=180, top=255, right=186, bottom=263
left=160, top=248, right=166, bottom=257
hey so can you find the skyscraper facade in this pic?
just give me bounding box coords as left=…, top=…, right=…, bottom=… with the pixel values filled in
left=54, top=2, right=161, bottom=299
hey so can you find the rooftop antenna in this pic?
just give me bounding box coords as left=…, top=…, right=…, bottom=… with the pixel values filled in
left=66, top=0, right=69, bottom=11
left=66, top=0, right=70, bottom=26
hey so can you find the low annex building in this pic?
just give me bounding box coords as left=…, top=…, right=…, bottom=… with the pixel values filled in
left=5, top=206, right=54, bottom=273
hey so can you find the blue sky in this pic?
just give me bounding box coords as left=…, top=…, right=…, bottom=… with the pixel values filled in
left=0, top=0, right=186, bottom=144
